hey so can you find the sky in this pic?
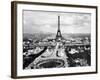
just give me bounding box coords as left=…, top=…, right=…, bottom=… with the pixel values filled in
left=23, top=10, right=91, bottom=34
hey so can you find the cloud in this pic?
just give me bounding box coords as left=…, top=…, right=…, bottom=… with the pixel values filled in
left=23, top=10, right=91, bottom=34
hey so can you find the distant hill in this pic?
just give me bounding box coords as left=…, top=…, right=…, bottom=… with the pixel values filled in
left=23, top=33, right=90, bottom=41
left=62, top=33, right=90, bottom=39
left=23, top=33, right=55, bottom=41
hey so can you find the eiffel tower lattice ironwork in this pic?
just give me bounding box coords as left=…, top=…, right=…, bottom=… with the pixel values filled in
left=56, top=16, right=63, bottom=41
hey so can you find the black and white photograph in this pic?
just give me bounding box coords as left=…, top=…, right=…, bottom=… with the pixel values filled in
left=23, top=11, right=91, bottom=69
left=11, top=1, right=97, bottom=78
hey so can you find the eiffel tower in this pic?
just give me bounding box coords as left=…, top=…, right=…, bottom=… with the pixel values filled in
left=56, top=16, right=63, bottom=41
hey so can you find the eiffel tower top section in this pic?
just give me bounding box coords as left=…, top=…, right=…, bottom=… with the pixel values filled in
left=58, top=16, right=60, bottom=32
left=56, top=16, right=63, bottom=41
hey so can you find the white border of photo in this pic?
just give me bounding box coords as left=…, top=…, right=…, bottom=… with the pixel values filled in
left=17, top=3, right=96, bottom=76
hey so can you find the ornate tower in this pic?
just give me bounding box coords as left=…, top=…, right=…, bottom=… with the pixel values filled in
left=56, top=16, right=62, bottom=41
